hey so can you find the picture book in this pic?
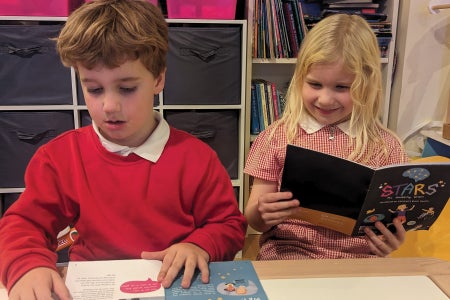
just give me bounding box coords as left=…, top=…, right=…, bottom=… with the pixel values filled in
left=65, top=259, right=164, bottom=300
left=165, top=260, right=268, bottom=300
left=65, top=259, right=268, bottom=300
left=280, top=145, right=450, bottom=236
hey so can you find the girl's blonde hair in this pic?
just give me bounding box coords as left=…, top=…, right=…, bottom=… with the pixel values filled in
left=56, top=0, right=168, bottom=77
left=278, top=13, right=387, bottom=161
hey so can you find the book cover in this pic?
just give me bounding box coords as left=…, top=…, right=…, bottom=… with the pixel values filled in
left=280, top=145, right=450, bottom=236
left=165, top=260, right=268, bottom=300
left=65, top=259, right=164, bottom=300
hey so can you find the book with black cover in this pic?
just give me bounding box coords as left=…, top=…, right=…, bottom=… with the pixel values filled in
left=280, top=145, right=450, bottom=236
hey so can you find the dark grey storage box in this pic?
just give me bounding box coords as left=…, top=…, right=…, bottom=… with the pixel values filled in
left=79, top=110, right=92, bottom=127
left=164, top=26, right=241, bottom=105
left=165, top=109, right=239, bottom=179
left=0, top=24, right=72, bottom=105
left=1, top=193, right=21, bottom=215
left=0, top=111, right=74, bottom=188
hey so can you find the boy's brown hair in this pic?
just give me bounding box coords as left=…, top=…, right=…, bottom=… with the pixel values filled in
left=56, top=0, right=168, bottom=77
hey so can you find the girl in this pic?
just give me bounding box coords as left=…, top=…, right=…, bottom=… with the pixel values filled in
left=244, top=14, right=410, bottom=260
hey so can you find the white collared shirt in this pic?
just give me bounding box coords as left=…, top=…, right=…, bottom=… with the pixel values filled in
left=92, top=111, right=170, bottom=162
left=299, top=111, right=353, bottom=137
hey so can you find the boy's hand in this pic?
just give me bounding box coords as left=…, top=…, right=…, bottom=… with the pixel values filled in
left=364, top=218, right=406, bottom=257
left=141, top=243, right=210, bottom=289
left=8, top=267, right=71, bottom=300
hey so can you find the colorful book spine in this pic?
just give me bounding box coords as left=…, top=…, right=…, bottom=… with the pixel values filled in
left=250, top=83, right=261, bottom=135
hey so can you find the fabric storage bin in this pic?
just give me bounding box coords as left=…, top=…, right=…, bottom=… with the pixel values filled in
left=164, top=26, right=241, bottom=105
left=0, top=111, right=74, bottom=188
left=0, top=0, right=84, bottom=17
left=167, top=0, right=237, bottom=19
left=233, top=187, right=239, bottom=205
left=79, top=110, right=92, bottom=127
left=1, top=193, right=21, bottom=215
left=76, top=75, right=85, bottom=105
left=0, top=24, right=72, bottom=105
left=165, top=109, right=239, bottom=179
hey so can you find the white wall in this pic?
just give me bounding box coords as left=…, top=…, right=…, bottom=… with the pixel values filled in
left=390, top=0, right=450, bottom=144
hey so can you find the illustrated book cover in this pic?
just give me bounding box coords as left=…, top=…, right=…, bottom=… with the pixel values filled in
left=280, top=145, right=450, bottom=236
left=165, top=260, right=268, bottom=300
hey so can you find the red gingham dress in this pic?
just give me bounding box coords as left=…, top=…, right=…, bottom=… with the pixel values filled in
left=244, top=120, right=410, bottom=260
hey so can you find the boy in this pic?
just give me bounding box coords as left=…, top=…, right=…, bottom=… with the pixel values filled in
left=0, top=0, right=247, bottom=298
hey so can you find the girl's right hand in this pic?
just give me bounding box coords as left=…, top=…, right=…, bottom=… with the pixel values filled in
left=245, top=178, right=301, bottom=232
left=257, top=191, right=301, bottom=228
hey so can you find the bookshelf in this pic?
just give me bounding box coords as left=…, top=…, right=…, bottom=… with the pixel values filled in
left=0, top=17, right=247, bottom=215
left=244, top=0, right=401, bottom=214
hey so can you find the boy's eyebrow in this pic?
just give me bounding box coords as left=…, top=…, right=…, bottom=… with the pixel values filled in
left=81, top=77, right=141, bottom=83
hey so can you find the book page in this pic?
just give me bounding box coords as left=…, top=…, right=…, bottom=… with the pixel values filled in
left=0, top=288, right=7, bottom=300
left=261, top=276, right=449, bottom=300
left=65, top=259, right=164, bottom=300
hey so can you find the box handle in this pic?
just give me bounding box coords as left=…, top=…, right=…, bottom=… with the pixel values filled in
left=16, top=129, right=54, bottom=145
left=184, top=48, right=218, bottom=62
left=8, top=45, right=42, bottom=58
left=188, top=129, right=216, bottom=140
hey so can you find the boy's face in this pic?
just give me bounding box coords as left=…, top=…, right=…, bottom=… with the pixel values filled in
left=78, top=59, right=165, bottom=147
left=302, top=61, right=354, bottom=126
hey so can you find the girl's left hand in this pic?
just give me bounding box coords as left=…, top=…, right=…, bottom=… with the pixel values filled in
left=364, top=218, right=406, bottom=257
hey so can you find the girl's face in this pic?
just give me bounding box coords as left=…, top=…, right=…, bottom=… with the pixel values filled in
left=78, top=59, right=165, bottom=147
left=302, top=61, right=355, bottom=125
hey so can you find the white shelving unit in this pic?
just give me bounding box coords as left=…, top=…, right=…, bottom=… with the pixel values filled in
left=0, top=17, right=247, bottom=214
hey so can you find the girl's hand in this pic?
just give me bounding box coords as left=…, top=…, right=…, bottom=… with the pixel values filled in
left=141, top=242, right=210, bottom=289
left=245, top=178, right=301, bottom=232
left=364, top=218, right=406, bottom=257
left=257, top=191, right=301, bottom=228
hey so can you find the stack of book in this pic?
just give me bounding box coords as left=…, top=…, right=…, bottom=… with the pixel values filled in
left=251, top=79, right=286, bottom=134
left=252, top=0, right=309, bottom=59
left=321, top=0, right=393, bottom=58
left=252, top=0, right=393, bottom=59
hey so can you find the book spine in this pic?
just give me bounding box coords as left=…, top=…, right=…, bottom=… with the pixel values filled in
left=254, top=81, right=265, bottom=132
left=271, top=82, right=280, bottom=120
left=282, top=1, right=299, bottom=57
left=265, top=0, right=275, bottom=59
left=250, top=83, right=261, bottom=135
left=275, top=0, right=291, bottom=58
left=266, top=81, right=275, bottom=124
left=258, top=82, right=269, bottom=129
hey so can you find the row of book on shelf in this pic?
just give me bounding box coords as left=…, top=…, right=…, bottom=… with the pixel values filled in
left=253, top=0, right=393, bottom=59
left=251, top=79, right=286, bottom=135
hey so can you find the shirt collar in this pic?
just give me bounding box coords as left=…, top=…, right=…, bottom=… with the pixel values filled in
left=299, top=111, right=353, bottom=137
left=92, top=111, right=170, bottom=162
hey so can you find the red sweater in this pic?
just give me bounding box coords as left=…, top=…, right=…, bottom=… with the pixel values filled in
left=0, top=126, right=247, bottom=290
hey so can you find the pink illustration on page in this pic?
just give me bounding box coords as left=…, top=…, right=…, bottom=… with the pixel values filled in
left=120, top=278, right=162, bottom=293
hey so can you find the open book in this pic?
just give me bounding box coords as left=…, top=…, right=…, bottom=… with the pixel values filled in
left=280, top=145, right=450, bottom=236
left=65, top=259, right=267, bottom=300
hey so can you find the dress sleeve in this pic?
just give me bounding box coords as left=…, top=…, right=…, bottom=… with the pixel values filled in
left=244, top=126, right=286, bottom=183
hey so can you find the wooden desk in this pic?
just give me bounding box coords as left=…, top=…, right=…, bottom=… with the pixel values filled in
left=253, top=257, right=450, bottom=297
